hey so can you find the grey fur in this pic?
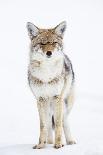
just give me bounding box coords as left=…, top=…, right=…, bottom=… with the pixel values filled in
left=64, top=54, right=75, bottom=84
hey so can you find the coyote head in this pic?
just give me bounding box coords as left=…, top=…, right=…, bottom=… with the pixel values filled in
left=27, top=21, right=66, bottom=59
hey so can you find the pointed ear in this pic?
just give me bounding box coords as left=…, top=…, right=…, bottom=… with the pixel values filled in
left=55, top=21, right=67, bottom=38
left=26, top=22, right=39, bottom=39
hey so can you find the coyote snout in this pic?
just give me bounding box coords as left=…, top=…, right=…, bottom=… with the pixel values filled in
left=46, top=51, right=52, bottom=57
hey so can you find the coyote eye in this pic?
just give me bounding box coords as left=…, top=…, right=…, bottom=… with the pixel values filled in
left=40, top=43, right=46, bottom=45
left=41, top=43, right=44, bottom=45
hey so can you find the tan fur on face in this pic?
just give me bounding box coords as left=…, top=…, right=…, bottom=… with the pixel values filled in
left=40, top=43, right=56, bottom=53
left=31, top=29, right=63, bottom=53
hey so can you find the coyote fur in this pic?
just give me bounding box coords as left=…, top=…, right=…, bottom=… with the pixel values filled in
left=27, top=21, right=76, bottom=149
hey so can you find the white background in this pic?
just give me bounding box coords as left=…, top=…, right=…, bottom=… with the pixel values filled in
left=0, top=0, right=103, bottom=154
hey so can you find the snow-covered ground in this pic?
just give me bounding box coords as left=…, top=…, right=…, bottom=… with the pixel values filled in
left=0, top=95, right=103, bottom=155
left=0, top=0, right=103, bottom=154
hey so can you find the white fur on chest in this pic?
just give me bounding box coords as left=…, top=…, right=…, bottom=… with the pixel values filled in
left=29, top=49, right=65, bottom=98
left=30, top=79, right=64, bottom=98
left=29, top=49, right=64, bottom=82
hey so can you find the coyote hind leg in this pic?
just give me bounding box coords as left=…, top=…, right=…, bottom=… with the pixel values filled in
left=63, top=88, right=76, bottom=145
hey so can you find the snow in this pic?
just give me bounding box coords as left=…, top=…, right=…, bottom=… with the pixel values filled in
left=0, top=142, right=103, bottom=155
left=0, top=96, right=103, bottom=154
left=0, top=0, right=103, bottom=154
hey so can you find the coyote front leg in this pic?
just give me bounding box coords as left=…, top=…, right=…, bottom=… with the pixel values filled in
left=33, top=97, right=47, bottom=149
left=54, top=95, right=64, bottom=149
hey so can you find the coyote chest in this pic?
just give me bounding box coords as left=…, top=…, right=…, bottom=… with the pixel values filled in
left=29, top=55, right=65, bottom=98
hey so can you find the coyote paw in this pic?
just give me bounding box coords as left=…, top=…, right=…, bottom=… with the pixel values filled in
left=54, top=143, right=64, bottom=149
left=67, top=140, right=76, bottom=145
left=33, top=143, right=45, bottom=149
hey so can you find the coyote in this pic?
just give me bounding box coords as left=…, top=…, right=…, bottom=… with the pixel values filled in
left=27, top=21, right=76, bottom=149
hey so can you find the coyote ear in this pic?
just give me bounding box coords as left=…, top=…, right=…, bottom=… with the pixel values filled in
left=26, top=22, right=39, bottom=39
left=55, top=21, right=67, bottom=38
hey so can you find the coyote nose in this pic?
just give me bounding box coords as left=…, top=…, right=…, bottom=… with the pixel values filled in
left=46, top=51, right=52, bottom=57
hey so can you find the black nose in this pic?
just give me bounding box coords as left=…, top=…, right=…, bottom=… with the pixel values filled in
left=46, top=51, right=52, bottom=57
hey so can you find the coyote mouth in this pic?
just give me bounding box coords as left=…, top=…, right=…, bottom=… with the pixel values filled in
left=47, top=55, right=51, bottom=58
